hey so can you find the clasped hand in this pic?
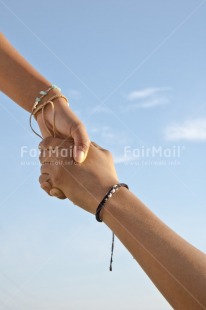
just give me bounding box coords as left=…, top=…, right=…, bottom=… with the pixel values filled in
left=39, top=137, right=119, bottom=214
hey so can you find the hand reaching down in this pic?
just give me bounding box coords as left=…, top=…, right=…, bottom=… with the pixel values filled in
left=36, top=98, right=90, bottom=163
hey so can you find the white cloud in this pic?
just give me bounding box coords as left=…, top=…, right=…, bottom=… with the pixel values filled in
left=90, top=105, right=112, bottom=114
left=165, top=118, right=206, bottom=141
left=124, top=87, right=170, bottom=111
left=125, top=98, right=169, bottom=111
left=126, top=87, right=170, bottom=101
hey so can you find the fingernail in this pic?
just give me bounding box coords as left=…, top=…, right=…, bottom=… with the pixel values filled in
left=50, top=189, right=59, bottom=197
left=75, top=150, right=85, bottom=163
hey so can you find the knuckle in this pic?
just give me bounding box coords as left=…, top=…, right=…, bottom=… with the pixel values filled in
left=104, top=149, right=113, bottom=159
left=103, top=148, right=110, bottom=154
left=75, top=122, right=85, bottom=131
left=71, top=122, right=83, bottom=134
left=77, top=141, right=90, bottom=152
left=72, top=123, right=90, bottom=145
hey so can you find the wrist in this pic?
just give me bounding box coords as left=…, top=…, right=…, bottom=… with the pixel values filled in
left=60, top=177, right=120, bottom=216
left=96, top=183, right=129, bottom=222
left=98, top=185, right=129, bottom=223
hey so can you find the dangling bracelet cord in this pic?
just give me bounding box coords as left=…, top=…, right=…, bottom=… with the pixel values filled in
left=30, top=94, right=68, bottom=139
left=95, top=183, right=129, bottom=271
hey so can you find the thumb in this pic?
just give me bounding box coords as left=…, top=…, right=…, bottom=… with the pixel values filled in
left=72, top=123, right=90, bottom=163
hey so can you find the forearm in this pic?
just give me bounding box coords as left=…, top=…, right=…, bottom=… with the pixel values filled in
left=0, top=33, right=53, bottom=112
left=101, top=187, right=206, bottom=309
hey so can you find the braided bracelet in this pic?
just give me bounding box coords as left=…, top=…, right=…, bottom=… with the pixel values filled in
left=32, top=84, right=61, bottom=112
left=95, top=183, right=129, bottom=271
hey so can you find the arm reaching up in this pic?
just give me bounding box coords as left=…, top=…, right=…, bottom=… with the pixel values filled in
left=39, top=137, right=206, bottom=310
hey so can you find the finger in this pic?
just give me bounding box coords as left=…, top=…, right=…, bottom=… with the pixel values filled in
left=50, top=187, right=66, bottom=199
left=39, top=144, right=74, bottom=165
left=40, top=181, right=52, bottom=196
left=39, top=150, right=59, bottom=164
left=41, top=163, right=51, bottom=174
left=39, top=137, right=73, bottom=151
left=39, top=173, right=50, bottom=184
left=72, top=123, right=90, bottom=163
left=39, top=173, right=52, bottom=196
left=39, top=175, right=66, bottom=199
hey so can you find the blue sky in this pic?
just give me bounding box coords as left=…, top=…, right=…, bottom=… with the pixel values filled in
left=0, top=0, right=206, bottom=309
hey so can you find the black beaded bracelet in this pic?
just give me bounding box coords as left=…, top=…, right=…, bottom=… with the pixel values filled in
left=96, top=183, right=129, bottom=222
left=95, top=183, right=129, bottom=271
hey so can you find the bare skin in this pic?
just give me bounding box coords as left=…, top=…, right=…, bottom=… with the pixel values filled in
left=0, top=33, right=90, bottom=163
left=39, top=137, right=206, bottom=310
